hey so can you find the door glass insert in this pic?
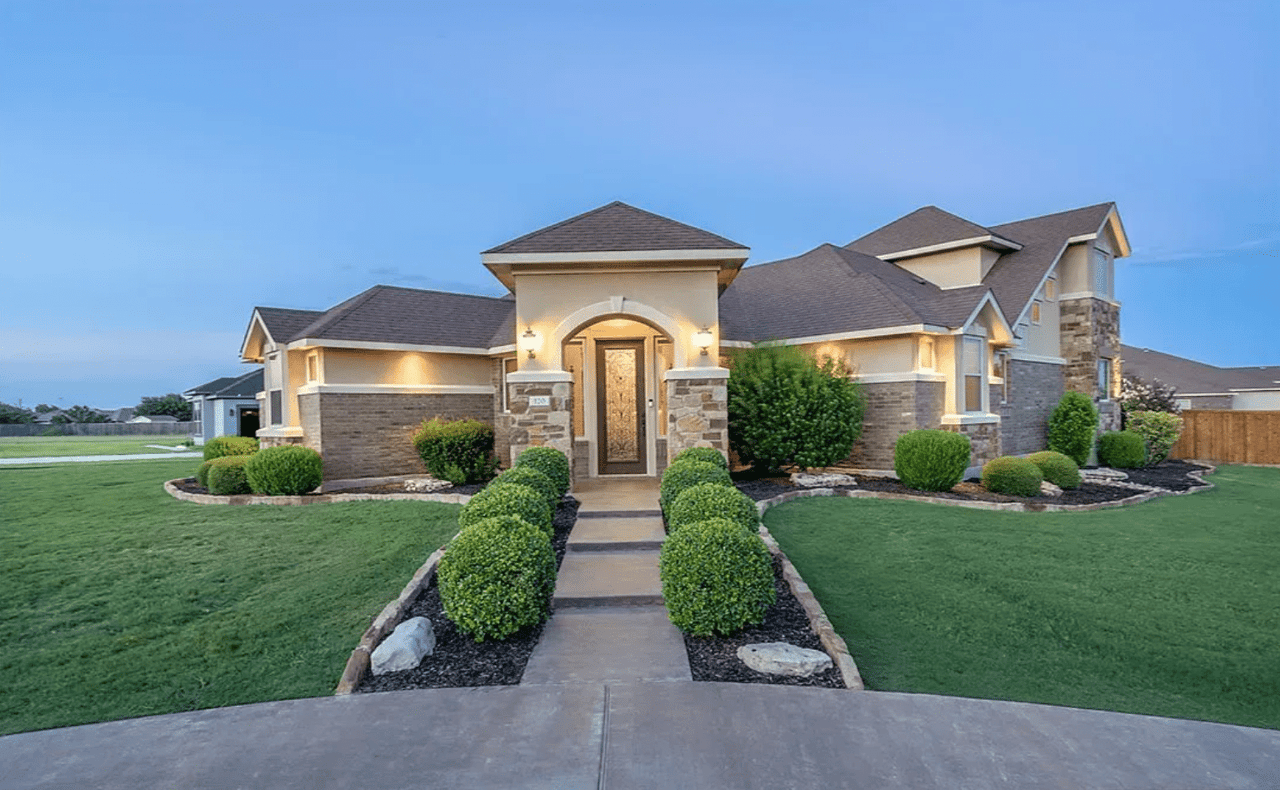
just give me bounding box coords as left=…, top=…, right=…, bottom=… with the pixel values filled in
left=604, top=347, right=639, bottom=462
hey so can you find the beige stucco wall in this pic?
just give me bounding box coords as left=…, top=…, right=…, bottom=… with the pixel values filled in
left=1020, top=274, right=1063, bottom=358
left=1059, top=243, right=1091, bottom=296
left=894, top=247, right=999, bottom=289
left=320, top=348, right=492, bottom=387
left=799, top=336, right=918, bottom=377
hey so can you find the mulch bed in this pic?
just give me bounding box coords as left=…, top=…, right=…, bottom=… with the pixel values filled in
left=170, top=478, right=487, bottom=497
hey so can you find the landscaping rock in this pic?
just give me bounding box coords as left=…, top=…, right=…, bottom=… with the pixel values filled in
left=404, top=476, right=451, bottom=493
left=371, top=617, right=435, bottom=675
left=737, top=642, right=833, bottom=677
left=1040, top=481, right=1063, bottom=497
left=791, top=472, right=857, bottom=488
left=1082, top=468, right=1128, bottom=483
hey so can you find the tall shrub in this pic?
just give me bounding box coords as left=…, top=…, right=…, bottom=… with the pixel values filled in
left=244, top=445, right=323, bottom=495
left=1047, top=391, right=1098, bottom=467
left=727, top=343, right=866, bottom=472
left=893, top=429, right=970, bottom=492
left=413, top=418, right=497, bottom=485
left=1126, top=410, right=1184, bottom=466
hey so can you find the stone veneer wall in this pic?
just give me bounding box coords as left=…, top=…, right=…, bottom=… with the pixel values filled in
left=998, top=359, right=1065, bottom=456
left=299, top=391, right=493, bottom=481
left=844, top=380, right=945, bottom=468
left=1061, top=297, right=1122, bottom=432
left=942, top=421, right=1000, bottom=466
left=506, top=380, right=574, bottom=473
left=665, top=378, right=728, bottom=463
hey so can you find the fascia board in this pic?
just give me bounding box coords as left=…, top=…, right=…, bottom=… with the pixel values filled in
left=879, top=235, right=1022, bottom=261
left=720, top=324, right=948, bottom=348
left=240, top=310, right=274, bottom=362
left=287, top=338, right=490, bottom=356
left=481, top=248, right=749, bottom=266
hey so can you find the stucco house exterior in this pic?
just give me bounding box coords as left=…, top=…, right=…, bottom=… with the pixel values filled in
left=240, top=200, right=1129, bottom=482
left=184, top=369, right=263, bottom=445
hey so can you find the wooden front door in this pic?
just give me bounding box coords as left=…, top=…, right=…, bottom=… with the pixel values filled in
left=596, top=339, right=646, bottom=475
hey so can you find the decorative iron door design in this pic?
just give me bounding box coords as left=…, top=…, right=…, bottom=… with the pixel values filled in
left=595, top=339, right=646, bottom=475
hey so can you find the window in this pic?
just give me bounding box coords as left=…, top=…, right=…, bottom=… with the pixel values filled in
left=193, top=403, right=202, bottom=431
left=998, top=353, right=1011, bottom=404
left=963, top=336, right=984, bottom=412
left=306, top=352, right=318, bottom=382
left=1030, top=301, right=1042, bottom=324
left=269, top=390, right=283, bottom=426
left=918, top=336, right=935, bottom=371
left=1044, top=278, right=1057, bottom=300
left=1097, top=358, right=1113, bottom=400
left=1094, top=249, right=1111, bottom=299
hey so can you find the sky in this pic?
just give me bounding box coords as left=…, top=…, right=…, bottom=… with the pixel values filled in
left=2, top=1, right=1277, bottom=409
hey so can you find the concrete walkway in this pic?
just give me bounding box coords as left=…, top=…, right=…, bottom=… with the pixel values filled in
left=0, top=451, right=202, bottom=466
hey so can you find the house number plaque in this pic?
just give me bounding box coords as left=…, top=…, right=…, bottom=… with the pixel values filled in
left=529, top=395, right=551, bottom=407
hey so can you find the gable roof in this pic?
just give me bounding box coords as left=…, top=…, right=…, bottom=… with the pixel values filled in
left=483, top=201, right=747, bottom=254
left=1121, top=345, right=1280, bottom=395
left=186, top=369, right=264, bottom=399
left=285, top=285, right=515, bottom=349
left=256, top=307, right=324, bottom=345
left=846, top=206, right=1021, bottom=259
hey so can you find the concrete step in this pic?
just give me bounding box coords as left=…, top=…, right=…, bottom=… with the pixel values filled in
left=567, top=516, right=665, bottom=552
left=554, top=550, right=663, bottom=608
left=572, top=478, right=662, bottom=515
left=520, top=605, right=691, bottom=685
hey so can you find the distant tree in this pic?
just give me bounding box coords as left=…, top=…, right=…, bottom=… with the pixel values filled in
left=135, top=393, right=194, bottom=422
left=0, top=402, right=35, bottom=424
left=63, top=405, right=111, bottom=423
left=34, top=404, right=58, bottom=414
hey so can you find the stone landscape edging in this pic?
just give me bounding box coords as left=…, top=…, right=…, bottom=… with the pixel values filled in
left=163, top=478, right=475, bottom=507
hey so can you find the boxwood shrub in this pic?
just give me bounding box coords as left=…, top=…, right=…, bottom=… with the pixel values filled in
left=667, top=482, right=759, bottom=535
left=659, top=459, right=732, bottom=517
left=659, top=517, right=776, bottom=636
left=491, top=466, right=559, bottom=510
left=206, top=455, right=252, bottom=495
left=413, top=417, right=498, bottom=485
left=514, top=446, right=571, bottom=499
left=1027, top=450, right=1081, bottom=490
left=982, top=456, right=1044, bottom=497
left=893, top=429, right=971, bottom=492
left=195, top=460, right=215, bottom=489
left=244, top=445, right=323, bottom=495
left=671, top=446, right=729, bottom=471
left=1098, top=430, right=1147, bottom=469
left=437, top=515, right=555, bottom=642
left=458, top=482, right=553, bottom=537
left=202, top=436, right=258, bottom=461
left=1047, top=391, right=1098, bottom=467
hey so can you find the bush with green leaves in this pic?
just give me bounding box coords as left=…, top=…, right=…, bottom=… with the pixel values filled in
left=1098, top=430, right=1147, bottom=469
left=1027, top=450, right=1081, bottom=490
left=206, top=455, right=252, bottom=495
left=671, top=446, right=729, bottom=471
left=244, top=445, right=323, bottom=495
left=659, top=459, right=733, bottom=517
left=660, top=517, right=776, bottom=636
left=195, top=460, right=215, bottom=489
left=458, top=482, right=553, bottom=536
left=437, top=515, right=556, bottom=642
left=667, top=482, right=759, bottom=535
left=413, top=417, right=498, bottom=485
left=514, top=446, right=570, bottom=499
left=1119, top=374, right=1181, bottom=423
left=982, top=456, right=1044, bottom=497
left=893, top=429, right=971, bottom=492
left=1047, top=391, right=1098, bottom=467
left=1125, top=410, right=1184, bottom=466
left=203, top=436, right=259, bottom=461
left=490, top=466, right=559, bottom=510
left=727, top=343, right=866, bottom=471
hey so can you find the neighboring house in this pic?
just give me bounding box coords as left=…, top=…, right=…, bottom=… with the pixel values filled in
left=183, top=369, right=264, bottom=445
left=1121, top=345, right=1280, bottom=411
left=128, top=414, right=179, bottom=424
left=110, top=407, right=135, bottom=423
left=240, top=201, right=1129, bottom=482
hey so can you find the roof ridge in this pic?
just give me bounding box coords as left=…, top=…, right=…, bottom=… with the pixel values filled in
left=366, top=283, right=511, bottom=303
left=483, top=201, right=746, bottom=254
left=293, top=286, right=386, bottom=341
left=482, top=202, right=633, bottom=253
left=827, top=246, right=926, bottom=323
left=990, top=201, right=1115, bottom=231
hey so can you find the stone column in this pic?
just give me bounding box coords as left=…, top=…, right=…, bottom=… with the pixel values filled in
left=506, top=372, right=574, bottom=476
left=665, top=369, right=729, bottom=465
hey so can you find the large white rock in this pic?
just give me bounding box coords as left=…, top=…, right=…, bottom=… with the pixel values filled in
left=737, top=642, right=833, bottom=677
left=404, top=476, right=451, bottom=493
left=1040, top=480, right=1063, bottom=497
left=371, top=616, right=435, bottom=675
left=791, top=472, right=858, bottom=488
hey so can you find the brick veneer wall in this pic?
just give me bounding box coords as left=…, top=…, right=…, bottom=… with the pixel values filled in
left=844, top=380, right=945, bottom=468
left=998, top=359, right=1065, bottom=455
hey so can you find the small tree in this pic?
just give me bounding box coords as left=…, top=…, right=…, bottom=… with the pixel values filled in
left=62, top=405, right=111, bottom=423
left=727, top=343, right=866, bottom=472
left=1047, top=391, right=1098, bottom=467
left=1119, top=374, right=1180, bottom=427
left=135, top=393, right=194, bottom=422
left=0, top=402, right=35, bottom=424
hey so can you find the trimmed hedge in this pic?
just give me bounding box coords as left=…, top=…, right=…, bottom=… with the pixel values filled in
left=667, top=482, right=759, bottom=535
left=202, top=436, right=258, bottom=461
left=458, top=482, right=553, bottom=537
left=659, top=517, right=776, bottom=636
left=413, top=417, right=497, bottom=485
left=1047, top=391, right=1098, bottom=467
left=437, top=515, right=556, bottom=642
left=244, top=445, right=323, bottom=495
left=659, top=460, right=732, bottom=517
left=1098, top=430, right=1147, bottom=469
left=206, top=455, right=252, bottom=495
left=1027, top=450, right=1081, bottom=490
left=982, top=456, right=1044, bottom=497
left=491, top=466, right=559, bottom=510
left=195, top=460, right=215, bottom=489
left=514, top=446, right=571, bottom=499
left=894, top=429, right=971, bottom=492
left=671, top=446, right=729, bottom=471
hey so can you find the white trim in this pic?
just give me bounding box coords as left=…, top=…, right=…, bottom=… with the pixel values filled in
left=548, top=297, right=686, bottom=369
left=957, top=292, right=1014, bottom=343
left=256, top=426, right=304, bottom=438
left=877, top=234, right=1022, bottom=261
left=288, top=338, right=490, bottom=356
left=853, top=372, right=947, bottom=384
left=940, top=413, right=1000, bottom=425
left=505, top=370, right=574, bottom=383
left=1007, top=350, right=1066, bottom=365
left=489, top=344, right=516, bottom=355
left=720, top=323, right=949, bottom=349
left=664, top=367, right=730, bottom=381
left=1067, top=233, right=1098, bottom=244
left=296, top=383, right=494, bottom=396
left=481, top=248, right=749, bottom=266
left=1227, top=387, right=1280, bottom=393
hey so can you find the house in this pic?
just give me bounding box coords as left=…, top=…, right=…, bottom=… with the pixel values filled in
left=183, top=369, right=264, bottom=445
left=1121, top=345, right=1280, bottom=411
left=240, top=200, right=1129, bottom=482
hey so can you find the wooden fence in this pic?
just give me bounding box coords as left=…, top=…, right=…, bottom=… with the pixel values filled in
left=0, top=422, right=198, bottom=438
left=1169, top=410, right=1280, bottom=465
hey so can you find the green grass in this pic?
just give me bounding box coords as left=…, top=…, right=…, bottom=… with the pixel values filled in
left=0, top=435, right=193, bottom=458
left=764, top=465, right=1280, bottom=730
left=0, top=459, right=462, bottom=735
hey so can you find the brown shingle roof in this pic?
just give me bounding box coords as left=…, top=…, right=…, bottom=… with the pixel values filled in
left=1121, top=345, right=1280, bottom=394
left=846, top=206, right=999, bottom=257
left=256, top=307, right=324, bottom=344
left=483, top=201, right=747, bottom=254
left=285, top=286, right=514, bottom=349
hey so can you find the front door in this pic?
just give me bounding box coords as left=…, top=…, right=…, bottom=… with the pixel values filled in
left=596, top=339, right=646, bottom=475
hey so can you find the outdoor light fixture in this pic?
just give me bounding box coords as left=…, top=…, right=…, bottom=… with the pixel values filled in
left=693, top=327, right=714, bottom=355
left=520, top=327, right=539, bottom=359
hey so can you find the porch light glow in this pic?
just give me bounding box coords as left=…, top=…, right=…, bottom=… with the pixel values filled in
left=693, top=327, right=714, bottom=355
left=520, top=327, right=540, bottom=359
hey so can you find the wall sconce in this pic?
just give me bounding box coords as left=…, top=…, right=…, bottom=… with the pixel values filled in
left=693, top=327, right=714, bottom=356
left=520, top=327, right=540, bottom=359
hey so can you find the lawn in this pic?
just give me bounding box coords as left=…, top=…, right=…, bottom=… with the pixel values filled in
left=763, top=465, right=1280, bottom=731
left=0, top=435, right=192, bottom=459
left=0, top=458, right=462, bottom=735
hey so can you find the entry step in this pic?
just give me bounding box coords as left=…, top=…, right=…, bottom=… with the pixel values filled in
left=567, top=516, right=665, bottom=552
left=554, top=550, right=663, bottom=607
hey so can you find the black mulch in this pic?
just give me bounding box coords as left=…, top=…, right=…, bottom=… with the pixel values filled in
left=170, top=478, right=487, bottom=497
left=682, top=553, right=844, bottom=688
left=1122, top=459, right=1212, bottom=491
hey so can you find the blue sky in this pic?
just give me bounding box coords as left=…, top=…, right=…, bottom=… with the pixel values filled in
left=2, top=1, right=1276, bottom=409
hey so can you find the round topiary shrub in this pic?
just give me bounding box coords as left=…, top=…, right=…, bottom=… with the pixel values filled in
left=671, top=446, right=729, bottom=471
left=243, top=445, right=323, bottom=495
left=195, top=460, right=215, bottom=489
left=514, top=446, right=571, bottom=500
left=202, top=436, right=258, bottom=461
left=458, top=482, right=553, bottom=537
left=659, top=460, right=733, bottom=517
left=667, top=482, right=759, bottom=535
left=982, top=456, right=1044, bottom=497
left=893, top=429, right=971, bottom=492
left=660, top=517, right=776, bottom=636
left=491, top=466, right=559, bottom=510
left=437, top=515, right=556, bottom=642
left=1027, top=450, right=1081, bottom=490
left=1047, top=391, right=1098, bottom=467
left=1097, top=430, right=1147, bottom=469
left=206, top=455, right=252, bottom=495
